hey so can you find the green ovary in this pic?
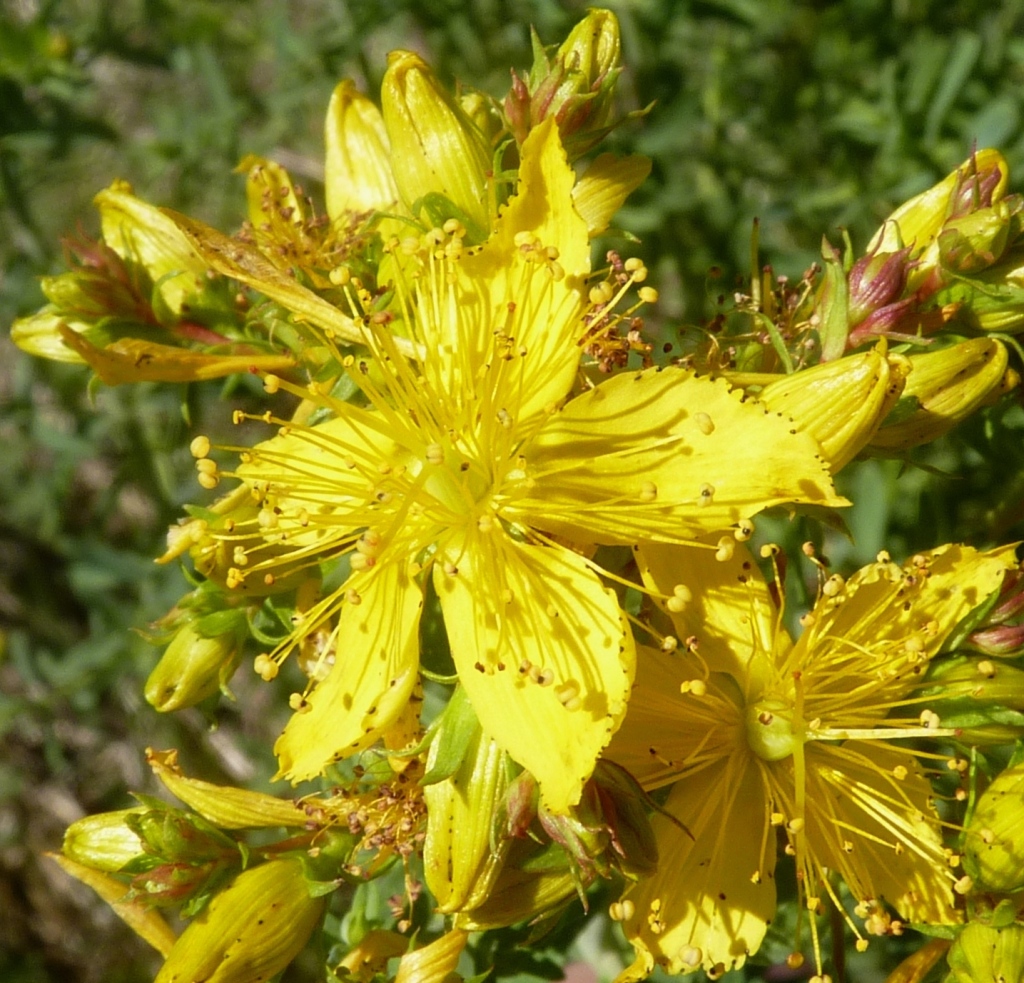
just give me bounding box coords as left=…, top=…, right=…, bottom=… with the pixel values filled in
left=746, top=699, right=801, bottom=762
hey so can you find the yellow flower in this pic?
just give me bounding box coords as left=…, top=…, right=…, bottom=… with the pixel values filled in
left=608, top=538, right=1017, bottom=979
left=196, top=119, right=841, bottom=815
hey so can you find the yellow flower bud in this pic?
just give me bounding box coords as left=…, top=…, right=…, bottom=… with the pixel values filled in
left=394, top=930, right=469, bottom=983
left=63, top=809, right=147, bottom=872
left=145, top=621, right=242, bottom=713
left=452, top=864, right=578, bottom=931
left=947, top=922, right=1024, bottom=983
left=154, top=858, right=325, bottom=983
left=871, top=149, right=1009, bottom=259
left=337, top=929, right=407, bottom=980
left=867, top=338, right=1009, bottom=452
left=755, top=344, right=910, bottom=471
left=963, top=763, right=1024, bottom=892
left=146, top=748, right=311, bottom=830
left=423, top=698, right=509, bottom=913
left=381, top=51, right=492, bottom=240
left=10, top=311, right=91, bottom=363
left=323, top=80, right=399, bottom=220
left=95, top=180, right=206, bottom=314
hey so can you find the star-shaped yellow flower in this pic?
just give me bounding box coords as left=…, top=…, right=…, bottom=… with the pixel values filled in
left=608, top=539, right=1017, bottom=978
left=192, top=119, right=842, bottom=815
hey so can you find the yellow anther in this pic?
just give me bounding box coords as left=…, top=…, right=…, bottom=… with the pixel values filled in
left=715, top=537, right=734, bottom=562
left=253, top=654, right=279, bottom=681
left=263, top=374, right=281, bottom=394
left=639, top=481, right=658, bottom=503
left=189, top=435, right=211, bottom=459
left=638, top=286, right=659, bottom=303
left=197, top=471, right=220, bottom=490
left=693, top=411, right=715, bottom=435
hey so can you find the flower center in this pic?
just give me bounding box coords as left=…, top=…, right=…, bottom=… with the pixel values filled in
left=745, top=699, right=801, bottom=761
left=421, top=442, right=490, bottom=518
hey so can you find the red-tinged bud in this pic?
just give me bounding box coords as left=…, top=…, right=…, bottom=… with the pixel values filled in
left=964, top=566, right=1024, bottom=657
left=846, top=297, right=921, bottom=348
left=536, top=761, right=658, bottom=888
left=504, top=10, right=634, bottom=159
left=966, top=623, right=1024, bottom=657
left=847, top=231, right=914, bottom=327
left=503, top=770, right=539, bottom=838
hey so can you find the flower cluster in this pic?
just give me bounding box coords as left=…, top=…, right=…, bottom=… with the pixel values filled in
left=13, top=9, right=1024, bottom=983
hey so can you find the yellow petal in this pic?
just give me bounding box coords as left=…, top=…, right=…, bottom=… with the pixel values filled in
left=451, top=117, right=590, bottom=425
left=48, top=853, right=177, bottom=956
left=606, top=644, right=745, bottom=790
left=868, top=338, right=1008, bottom=452
left=55, top=326, right=297, bottom=385
left=572, top=153, right=651, bottom=237
left=636, top=540, right=779, bottom=680
left=338, top=929, right=408, bottom=981
left=434, top=529, right=634, bottom=814
left=95, top=181, right=206, bottom=313
left=512, top=367, right=845, bottom=545
left=620, top=753, right=777, bottom=976
left=146, top=748, right=312, bottom=829
left=324, top=81, right=399, bottom=219
left=798, top=543, right=1017, bottom=713
left=802, top=743, right=957, bottom=923
left=275, top=558, right=423, bottom=782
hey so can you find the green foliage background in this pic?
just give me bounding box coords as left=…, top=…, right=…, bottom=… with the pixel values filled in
left=2, top=1, right=1024, bottom=981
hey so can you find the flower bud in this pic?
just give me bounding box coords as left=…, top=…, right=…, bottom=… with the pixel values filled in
left=381, top=51, right=492, bottom=241
left=323, top=80, right=399, bottom=220
left=423, top=697, right=510, bottom=913
left=452, top=861, right=578, bottom=931
left=871, top=149, right=1009, bottom=262
left=537, top=760, right=658, bottom=887
left=153, top=858, right=326, bottom=983
left=948, top=922, right=1024, bottom=983
left=95, top=180, right=207, bottom=315
left=145, top=618, right=244, bottom=712
left=756, top=343, right=910, bottom=471
left=961, top=567, right=1024, bottom=657
left=506, top=10, right=624, bottom=159
left=395, top=929, right=469, bottom=983
left=847, top=231, right=913, bottom=327
left=146, top=748, right=311, bottom=830
left=963, top=763, right=1024, bottom=893
left=63, top=809, right=147, bottom=873
left=867, top=338, right=1009, bottom=452
left=936, top=245, right=1024, bottom=334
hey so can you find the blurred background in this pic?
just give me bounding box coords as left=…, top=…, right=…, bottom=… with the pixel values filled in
left=3, top=1, right=1024, bottom=980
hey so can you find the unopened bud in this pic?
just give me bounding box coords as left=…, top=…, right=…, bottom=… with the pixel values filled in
left=868, top=338, right=1009, bottom=452
left=323, top=80, right=399, bottom=219
left=153, top=859, right=326, bottom=983
left=145, top=619, right=243, bottom=713
left=756, top=343, right=909, bottom=471
left=63, top=809, right=147, bottom=872
left=381, top=51, right=492, bottom=241
left=947, top=922, right=1024, bottom=983
left=964, top=763, right=1024, bottom=892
